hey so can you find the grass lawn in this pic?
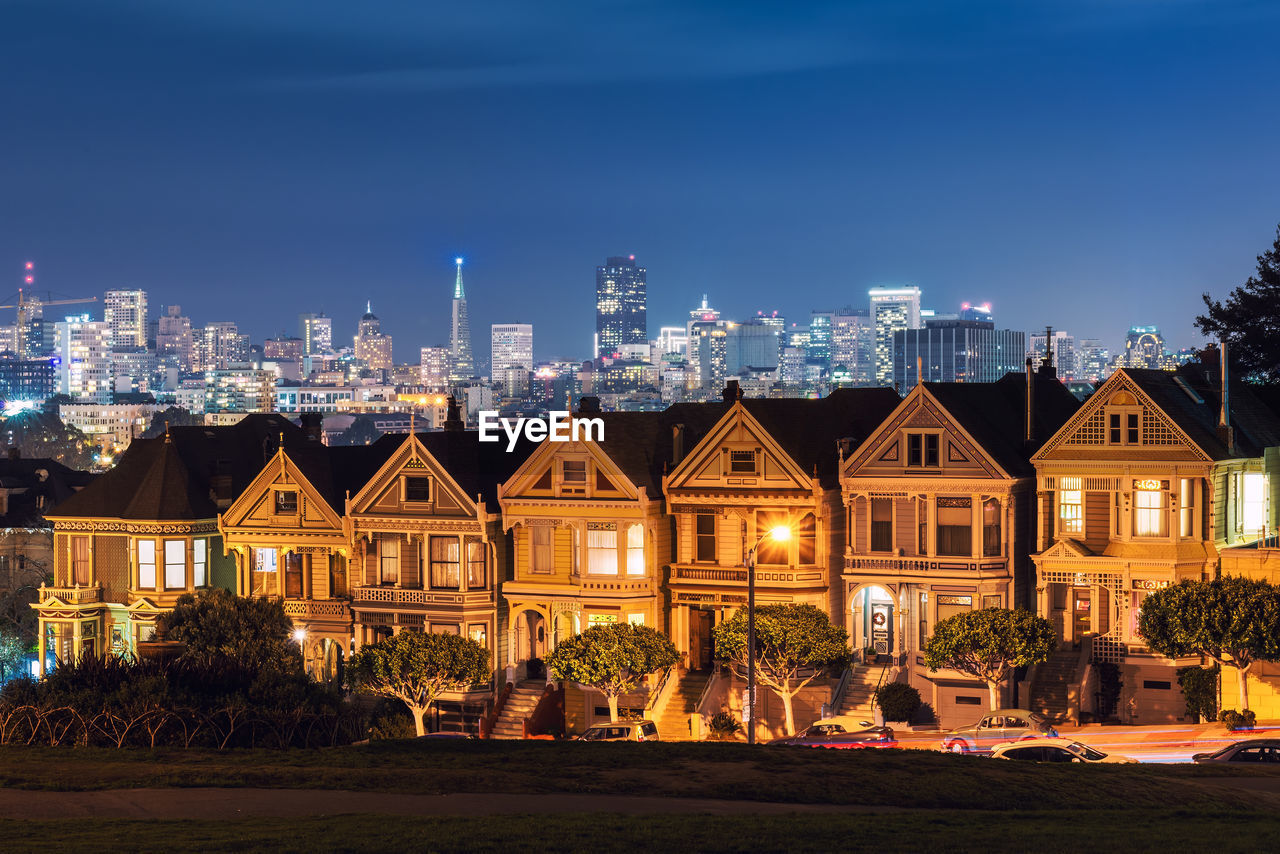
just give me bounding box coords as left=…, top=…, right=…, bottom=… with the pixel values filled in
left=1, top=740, right=1279, bottom=811
left=2, top=810, right=1279, bottom=854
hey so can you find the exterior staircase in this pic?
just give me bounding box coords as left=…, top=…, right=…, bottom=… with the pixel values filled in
left=655, top=670, right=712, bottom=740
left=1029, top=649, right=1079, bottom=723
left=488, top=681, right=545, bottom=740
left=838, top=666, right=882, bottom=720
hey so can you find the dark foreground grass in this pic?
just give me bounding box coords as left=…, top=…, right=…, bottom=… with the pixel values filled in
left=1, top=810, right=1278, bottom=854
left=2, top=740, right=1279, bottom=811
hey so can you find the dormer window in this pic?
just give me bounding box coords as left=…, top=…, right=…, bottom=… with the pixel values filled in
left=403, top=476, right=432, bottom=503
left=275, top=490, right=298, bottom=514
left=729, top=449, right=758, bottom=474
left=560, top=459, right=588, bottom=495
left=1108, top=412, right=1139, bottom=445
left=906, top=433, right=939, bottom=467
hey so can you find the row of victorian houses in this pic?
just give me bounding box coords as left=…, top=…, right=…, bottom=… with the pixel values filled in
left=30, top=356, right=1280, bottom=733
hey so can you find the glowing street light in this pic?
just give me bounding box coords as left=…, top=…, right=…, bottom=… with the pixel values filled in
left=744, top=524, right=792, bottom=745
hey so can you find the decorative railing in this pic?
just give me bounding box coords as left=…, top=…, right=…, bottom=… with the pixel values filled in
left=580, top=578, right=654, bottom=594
left=675, top=567, right=748, bottom=582
left=644, top=666, right=676, bottom=715
left=282, top=599, right=350, bottom=619
left=38, top=584, right=102, bottom=605
left=351, top=586, right=494, bottom=607
left=845, top=556, right=1007, bottom=574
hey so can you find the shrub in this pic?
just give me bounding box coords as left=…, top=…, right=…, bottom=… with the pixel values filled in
left=707, top=711, right=742, bottom=740
left=1177, top=664, right=1220, bottom=723
left=367, top=699, right=416, bottom=741
left=912, top=701, right=937, bottom=726
left=874, top=682, right=922, bottom=723
left=1220, top=708, right=1257, bottom=731
left=1093, top=660, right=1123, bottom=719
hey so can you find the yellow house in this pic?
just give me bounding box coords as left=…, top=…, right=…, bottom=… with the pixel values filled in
left=218, top=419, right=395, bottom=679
left=1031, top=364, right=1280, bottom=722
left=33, top=416, right=300, bottom=673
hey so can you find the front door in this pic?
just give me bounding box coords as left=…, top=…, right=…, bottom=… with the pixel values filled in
left=689, top=608, right=714, bottom=670
left=1071, top=588, right=1091, bottom=644
left=871, top=603, right=893, bottom=656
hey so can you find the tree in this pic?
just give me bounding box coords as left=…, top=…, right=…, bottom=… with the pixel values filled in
left=141, top=406, right=203, bottom=439
left=0, top=410, right=93, bottom=469
left=1196, top=223, right=1280, bottom=383
left=924, top=608, right=1055, bottom=710
left=1137, top=576, right=1280, bottom=712
left=713, top=604, right=850, bottom=736
left=157, top=587, right=302, bottom=675
left=545, top=622, right=680, bottom=722
left=335, top=416, right=381, bottom=447
left=348, top=632, right=490, bottom=737
left=0, top=631, right=26, bottom=684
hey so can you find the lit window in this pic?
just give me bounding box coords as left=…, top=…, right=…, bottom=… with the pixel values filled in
left=1134, top=487, right=1167, bottom=537
left=531, top=526, right=553, bottom=573
left=588, top=525, right=618, bottom=575
left=164, top=540, right=185, bottom=590
left=627, top=613, right=645, bottom=626
left=465, top=537, right=486, bottom=587
left=253, top=547, right=278, bottom=596
left=1243, top=473, right=1266, bottom=533
left=1179, top=478, right=1196, bottom=538
left=626, top=524, right=644, bottom=576
left=430, top=536, right=460, bottom=588
left=193, top=539, right=207, bottom=587
left=137, top=539, right=156, bottom=589
left=1059, top=478, right=1083, bottom=535
left=379, top=537, right=399, bottom=584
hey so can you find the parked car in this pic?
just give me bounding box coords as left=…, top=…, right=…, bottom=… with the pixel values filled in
left=769, top=719, right=897, bottom=749
left=1193, top=738, right=1280, bottom=764
left=576, top=720, right=661, bottom=742
left=991, top=738, right=1136, bottom=764
left=416, top=732, right=476, bottom=740
left=940, top=709, right=1058, bottom=755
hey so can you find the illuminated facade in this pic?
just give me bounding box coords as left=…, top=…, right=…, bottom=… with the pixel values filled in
left=103, top=289, right=148, bottom=350
left=353, top=304, right=393, bottom=371
left=491, top=323, right=533, bottom=397
left=449, top=259, right=475, bottom=384
left=54, top=315, right=111, bottom=404
left=299, top=312, right=333, bottom=356
left=869, top=286, right=922, bottom=387
left=892, top=319, right=1025, bottom=387
left=595, top=256, right=647, bottom=359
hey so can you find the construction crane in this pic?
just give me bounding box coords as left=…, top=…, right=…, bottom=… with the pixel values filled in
left=0, top=262, right=98, bottom=358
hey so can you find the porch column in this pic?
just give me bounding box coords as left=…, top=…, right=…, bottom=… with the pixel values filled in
left=72, top=620, right=82, bottom=664
left=36, top=619, right=46, bottom=678
left=1090, top=584, right=1101, bottom=635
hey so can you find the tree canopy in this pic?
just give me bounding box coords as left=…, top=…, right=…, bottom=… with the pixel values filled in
left=545, top=622, right=680, bottom=722
left=0, top=410, right=93, bottom=469
left=924, top=608, right=1055, bottom=710
left=1196, top=222, right=1280, bottom=383
left=713, top=603, right=849, bottom=735
left=1137, top=576, right=1280, bottom=712
left=157, top=587, right=302, bottom=675
left=348, top=631, right=489, bottom=736
left=141, top=406, right=203, bottom=439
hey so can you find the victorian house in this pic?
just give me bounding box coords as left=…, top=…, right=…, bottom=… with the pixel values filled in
left=839, top=368, right=1079, bottom=724
left=33, top=415, right=300, bottom=673
left=663, top=383, right=900, bottom=673
left=218, top=415, right=393, bottom=679
left=1031, top=362, right=1280, bottom=722
left=346, top=417, right=533, bottom=702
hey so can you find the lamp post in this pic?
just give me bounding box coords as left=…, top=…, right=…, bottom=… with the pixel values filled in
left=745, top=524, right=791, bottom=745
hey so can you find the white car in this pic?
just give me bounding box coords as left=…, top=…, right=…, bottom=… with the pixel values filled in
left=990, top=737, right=1137, bottom=764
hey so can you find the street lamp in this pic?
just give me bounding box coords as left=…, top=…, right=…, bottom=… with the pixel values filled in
left=745, top=524, right=791, bottom=745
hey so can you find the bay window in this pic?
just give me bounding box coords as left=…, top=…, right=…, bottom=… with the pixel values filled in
left=1133, top=486, right=1167, bottom=537
left=193, top=539, right=207, bottom=587
left=164, top=539, right=185, bottom=589
left=588, top=524, right=617, bottom=575
left=625, top=524, right=644, bottom=576
left=137, top=540, right=156, bottom=589
left=430, top=536, right=460, bottom=588
left=1059, top=478, right=1083, bottom=535
left=936, top=498, right=972, bottom=556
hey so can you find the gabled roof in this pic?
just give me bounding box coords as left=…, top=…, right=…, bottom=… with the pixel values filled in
left=285, top=442, right=398, bottom=514
left=1122, top=365, right=1280, bottom=460
left=923, top=372, right=1082, bottom=476
left=47, top=414, right=304, bottom=521
left=591, top=407, right=724, bottom=496
left=0, top=458, right=95, bottom=527
left=369, top=430, right=539, bottom=511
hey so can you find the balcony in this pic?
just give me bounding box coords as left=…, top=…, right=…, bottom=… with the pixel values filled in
left=282, top=599, right=351, bottom=621
left=844, top=555, right=1008, bottom=575
left=351, top=586, right=495, bottom=609
left=579, top=577, right=655, bottom=596
left=37, top=584, right=103, bottom=605
left=670, top=565, right=825, bottom=587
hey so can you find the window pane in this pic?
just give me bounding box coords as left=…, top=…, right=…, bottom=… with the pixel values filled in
left=164, top=540, right=185, bottom=590
left=275, top=491, right=298, bottom=514
left=193, top=539, right=207, bottom=587
left=563, top=460, right=587, bottom=482
left=925, top=434, right=939, bottom=467
left=1179, top=478, right=1195, bottom=537
left=755, top=511, right=788, bottom=564
left=1243, top=473, right=1266, bottom=532
left=404, top=476, right=431, bottom=502
left=532, top=526, right=552, bottom=573
left=696, top=513, right=716, bottom=562
left=625, top=524, right=644, bottom=576
left=871, top=499, right=892, bottom=552
left=983, top=500, right=1001, bottom=557
left=907, top=433, right=921, bottom=467
left=284, top=552, right=303, bottom=598
left=253, top=547, right=277, bottom=596
left=1059, top=490, right=1083, bottom=534
left=1134, top=489, right=1167, bottom=537
left=380, top=538, right=399, bottom=584
left=729, top=450, right=756, bottom=473
left=137, top=540, right=156, bottom=589
left=430, top=536, right=460, bottom=588
left=797, top=513, right=816, bottom=564
left=466, top=537, right=486, bottom=587
left=588, top=527, right=617, bottom=575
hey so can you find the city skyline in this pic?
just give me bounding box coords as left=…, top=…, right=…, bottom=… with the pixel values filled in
left=3, top=2, right=1278, bottom=363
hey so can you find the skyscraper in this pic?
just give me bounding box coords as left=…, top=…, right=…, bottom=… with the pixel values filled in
left=831, top=307, right=875, bottom=387
left=1122, top=326, right=1166, bottom=369
left=870, top=286, right=922, bottom=386
left=156, top=306, right=194, bottom=371
left=595, top=255, right=647, bottom=358
left=449, top=258, right=474, bottom=383
left=892, top=316, right=1025, bottom=388
left=1028, top=328, right=1078, bottom=380
left=299, top=312, right=333, bottom=356
left=103, top=289, right=148, bottom=350
left=420, top=346, right=450, bottom=391
left=491, top=323, right=534, bottom=397
left=54, top=314, right=111, bottom=403
left=354, top=302, right=393, bottom=371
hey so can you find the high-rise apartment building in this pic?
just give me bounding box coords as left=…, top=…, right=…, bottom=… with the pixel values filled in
left=688, top=322, right=728, bottom=392
left=420, top=346, right=450, bottom=391
left=1077, top=339, right=1112, bottom=382
left=156, top=306, right=194, bottom=371
left=807, top=311, right=834, bottom=366
left=449, top=258, right=474, bottom=383
left=354, top=303, right=393, bottom=371
left=870, top=286, right=922, bottom=386
left=595, top=255, right=647, bottom=359
left=54, top=314, right=112, bottom=404
left=726, top=319, right=782, bottom=374
left=299, top=312, right=333, bottom=356
left=1122, top=326, right=1167, bottom=369
left=1028, top=328, right=1077, bottom=380
left=490, top=323, right=533, bottom=397
left=194, top=322, right=249, bottom=372
left=831, top=307, right=875, bottom=387
left=892, top=318, right=1025, bottom=388
left=103, top=289, right=148, bottom=350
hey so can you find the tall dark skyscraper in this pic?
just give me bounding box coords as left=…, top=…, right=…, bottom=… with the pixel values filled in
left=595, top=255, right=647, bottom=358
left=449, top=257, right=474, bottom=383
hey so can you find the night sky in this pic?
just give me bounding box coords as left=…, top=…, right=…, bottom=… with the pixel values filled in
left=3, top=1, right=1279, bottom=366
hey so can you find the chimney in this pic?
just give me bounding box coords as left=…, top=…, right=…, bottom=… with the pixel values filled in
left=672, top=424, right=685, bottom=466
left=299, top=412, right=323, bottom=443
left=1217, top=340, right=1234, bottom=454
left=444, top=395, right=464, bottom=432
left=1037, top=325, right=1058, bottom=380
left=576, top=396, right=601, bottom=415
left=916, top=355, right=923, bottom=388
left=1025, top=357, right=1035, bottom=443
left=722, top=380, right=742, bottom=404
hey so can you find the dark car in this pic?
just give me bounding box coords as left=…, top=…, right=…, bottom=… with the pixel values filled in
left=1193, top=738, right=1280, bottom=764
left=940, top=709, right=1057, bottom=755
left=576, top=720, right=661, bottom=742
left=769, top=720, right=897, bottom=749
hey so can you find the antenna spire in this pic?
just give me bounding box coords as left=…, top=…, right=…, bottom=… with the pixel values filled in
left=453, top=257, right=465, bottom=300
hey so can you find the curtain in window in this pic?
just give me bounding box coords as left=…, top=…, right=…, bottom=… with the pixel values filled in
left=588, top=526, right=617, bottom=575
left=430, top=536, right=460, bottom=588
left=626, top=524, right=644, bottom=576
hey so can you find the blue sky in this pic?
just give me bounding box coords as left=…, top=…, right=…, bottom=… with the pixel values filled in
left=2, top=0, right=1278, bottom=364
